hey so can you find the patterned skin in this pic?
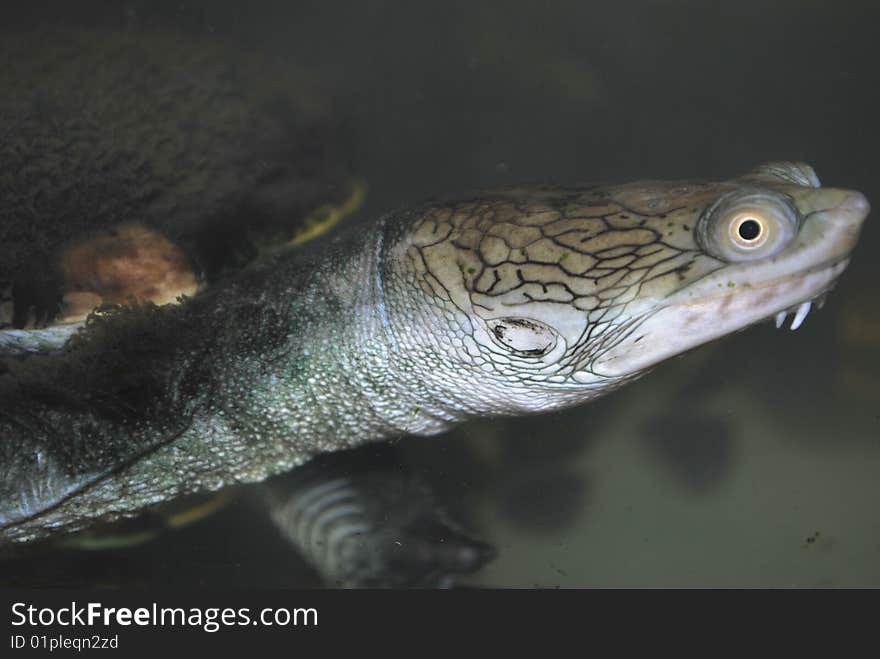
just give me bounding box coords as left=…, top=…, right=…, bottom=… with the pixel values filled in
left=0, top=162, right=868, bottom=544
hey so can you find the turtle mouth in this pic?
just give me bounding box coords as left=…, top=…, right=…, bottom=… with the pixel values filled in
left=768, top=285, right=834, bottom=331
left=753, top=256, right=850, bottom=329
left=690, top=254, right=851, bottom=333
left=591, top=256, right=850, bottom=378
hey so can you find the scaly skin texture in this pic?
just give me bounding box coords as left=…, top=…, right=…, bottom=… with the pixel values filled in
left=0, top=162, right=869, bottom=543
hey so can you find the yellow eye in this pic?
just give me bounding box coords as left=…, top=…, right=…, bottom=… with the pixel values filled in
left=697, top=189, right=800, bottom=262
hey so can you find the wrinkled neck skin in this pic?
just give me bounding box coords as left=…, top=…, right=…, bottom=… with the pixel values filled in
left=175, top=225, right=412, bottom=459
left=237, top=228, right=470, bottom=447
left=338, top=223, right=489, bottom=438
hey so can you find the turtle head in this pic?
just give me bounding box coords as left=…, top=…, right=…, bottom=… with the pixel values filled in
left=590, top=162, right=868, bottom=379
left=381, top=162, right=868, bottom=422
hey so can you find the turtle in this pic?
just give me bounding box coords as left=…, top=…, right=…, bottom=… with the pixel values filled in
left=0, top=27, right=493, bottom=588
left=0, top=37, right=870, bottom=587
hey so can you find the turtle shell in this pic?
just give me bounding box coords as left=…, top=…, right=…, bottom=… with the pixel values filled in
left=0, top=28, right=360, bottom=334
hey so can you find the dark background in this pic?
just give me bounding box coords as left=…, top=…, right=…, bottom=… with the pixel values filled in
left=1, top=0, right=878, bottom=587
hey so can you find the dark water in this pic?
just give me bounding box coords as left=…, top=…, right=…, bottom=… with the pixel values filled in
left=2, top=0, right=879, bottom=587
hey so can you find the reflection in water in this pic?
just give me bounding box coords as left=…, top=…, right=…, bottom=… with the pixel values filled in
left=639, top=413, right=734, bottom=495
left=267, top=445, right=495, bottom=588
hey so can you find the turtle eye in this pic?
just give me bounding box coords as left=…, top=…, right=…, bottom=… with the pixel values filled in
left=698, top=189, right=800, bottom=262
left=730, top=213, right=766, bottom=247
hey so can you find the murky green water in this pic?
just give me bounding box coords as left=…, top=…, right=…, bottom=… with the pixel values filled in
left=2, top=0, right=878, bottom=587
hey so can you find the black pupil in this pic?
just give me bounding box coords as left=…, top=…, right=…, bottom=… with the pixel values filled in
left=738, top=219, right=761, bottom=241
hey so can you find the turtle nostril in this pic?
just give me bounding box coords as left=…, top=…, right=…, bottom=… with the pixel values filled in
left=839, top=191, right=870, bottom=218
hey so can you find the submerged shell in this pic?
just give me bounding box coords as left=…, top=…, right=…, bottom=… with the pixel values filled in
left=0, top=28, right=356, bottom=331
